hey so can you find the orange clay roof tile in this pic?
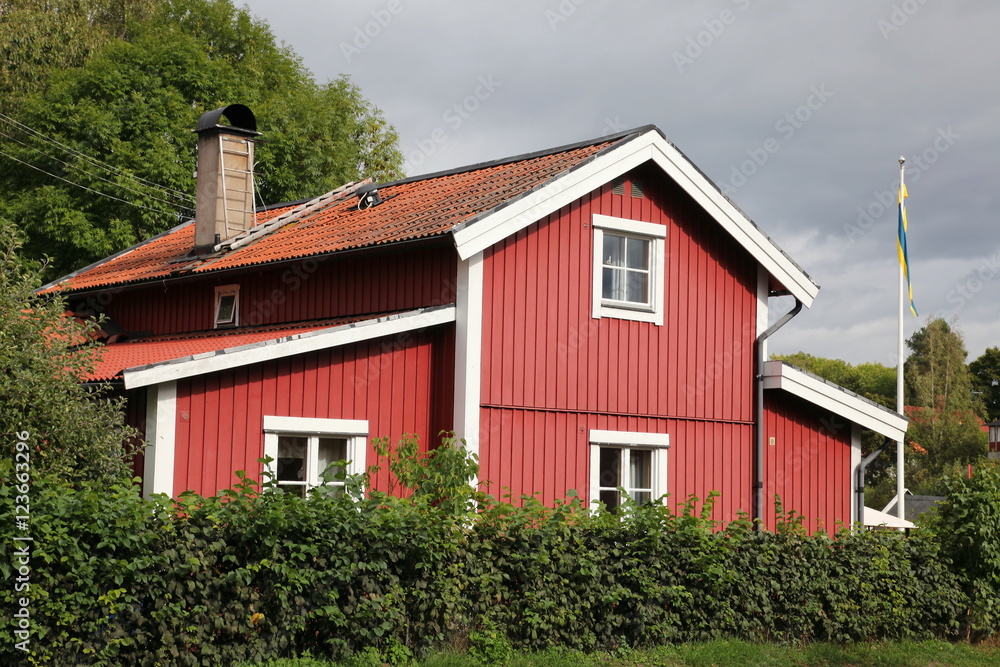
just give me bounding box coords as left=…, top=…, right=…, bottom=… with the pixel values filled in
left=84, top=313, right=385, bottom=381
left=43, top=136, right=618, bottom=293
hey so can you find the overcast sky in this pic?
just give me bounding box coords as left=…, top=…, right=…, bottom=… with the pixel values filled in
left=239, top=0, right=999, bottom=366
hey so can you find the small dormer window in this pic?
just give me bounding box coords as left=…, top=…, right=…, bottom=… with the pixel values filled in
left=214, top=285, right=239, bottom=328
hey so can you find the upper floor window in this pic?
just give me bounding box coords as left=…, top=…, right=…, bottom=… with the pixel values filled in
left=214, top=284, right=240, bottom=328
left=591, top=214, right=665, bottom=325
left=589, top=429, right=669, bottom=513
left=263, top=416, right=368, bottom=497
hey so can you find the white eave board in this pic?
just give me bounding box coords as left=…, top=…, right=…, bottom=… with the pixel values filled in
left=123, top=305, right=456, bottom=389
left=762, top=361, right=908, bottom=441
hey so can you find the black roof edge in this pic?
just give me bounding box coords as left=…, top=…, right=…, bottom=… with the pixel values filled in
left=37, top=219, right=196, bottom=294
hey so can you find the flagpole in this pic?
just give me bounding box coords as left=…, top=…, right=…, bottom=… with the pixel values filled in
left=897, top=156, right=906, bottom=524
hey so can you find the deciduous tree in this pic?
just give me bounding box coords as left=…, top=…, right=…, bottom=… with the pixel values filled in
left=0, top=217, right=139, bottom=485
left=0, top=0, right=403, bottom=279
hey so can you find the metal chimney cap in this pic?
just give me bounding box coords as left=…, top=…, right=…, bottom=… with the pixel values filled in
left=196, top=104, right=261, bottom=135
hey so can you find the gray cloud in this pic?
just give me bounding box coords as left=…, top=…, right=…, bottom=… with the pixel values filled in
left=241, top=0, right=1000, bottom=365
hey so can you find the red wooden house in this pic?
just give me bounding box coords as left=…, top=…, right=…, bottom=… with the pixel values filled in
left=44, top=105, right=906, bottom=531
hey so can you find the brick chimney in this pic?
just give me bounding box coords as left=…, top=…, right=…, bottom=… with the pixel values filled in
left=193, top=104, right=262, bottom=249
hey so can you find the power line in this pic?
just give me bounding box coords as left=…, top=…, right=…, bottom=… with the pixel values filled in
left=0, top=112, right=195, bottom=204
left=0, top=146, right=181, bottom=217
left=0, top=127, right=193, bottom=211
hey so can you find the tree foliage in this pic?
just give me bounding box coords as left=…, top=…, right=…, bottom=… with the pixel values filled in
left=970, top=346, right=1000, bottom=423
left=903, top=318, right=987, bottom=489
left=0, top=0, right=403, bottom=279
left=0, top=217, right=139, bottom=485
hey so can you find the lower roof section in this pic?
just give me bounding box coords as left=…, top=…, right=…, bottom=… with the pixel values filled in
left=762, top=360, right=908, bottom=442
left=119, top=305, right=456, bottom=390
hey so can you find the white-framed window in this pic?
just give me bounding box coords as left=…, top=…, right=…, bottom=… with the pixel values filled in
left=214, top=284, right=240, bottom=328
left=262, top=416, right=368, bottom=497
left=589, top=429, right=669, bottom=512
left=592, top=214, right=665, bottom=325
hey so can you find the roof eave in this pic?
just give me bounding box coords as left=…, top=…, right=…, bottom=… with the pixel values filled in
left=450, top=128, right=819, bottom=307
left=762, top=360, right=908, bottom=441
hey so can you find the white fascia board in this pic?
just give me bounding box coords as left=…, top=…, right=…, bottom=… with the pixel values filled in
left=763, top=361, right=908, bottom=441
left=451, top=130, right=818, bottom=307
left=123, top=305, right=456, bottom=389
left=644, top=138, right=817, bottom=306
left=452, top=141, right=654, bottom=259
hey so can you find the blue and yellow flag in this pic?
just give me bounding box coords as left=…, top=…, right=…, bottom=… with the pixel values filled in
left=897, top=184, right=918, bottom=316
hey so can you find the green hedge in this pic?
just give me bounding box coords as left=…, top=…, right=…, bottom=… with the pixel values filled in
left=0, top=445, right=990, bottom=666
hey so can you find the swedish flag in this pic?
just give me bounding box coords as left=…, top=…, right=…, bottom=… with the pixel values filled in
left=897, top=184, right=917, bottom=316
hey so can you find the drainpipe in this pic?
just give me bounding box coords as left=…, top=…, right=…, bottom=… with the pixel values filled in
left=753, top=296, right=803, bottom=528
left=855, top=437, right=893, bottom=526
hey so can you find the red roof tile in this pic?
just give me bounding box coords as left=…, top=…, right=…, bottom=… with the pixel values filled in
left=44, top=136, right=617, bottom=293
left=84, top=314, right=383, bottom=381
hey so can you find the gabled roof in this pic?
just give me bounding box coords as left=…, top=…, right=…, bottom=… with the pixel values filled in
left=41, top=126, right=818, bottom=305
left=762, top=361, right=908, bottom=441
left=121, top=305, right=456, bottom=389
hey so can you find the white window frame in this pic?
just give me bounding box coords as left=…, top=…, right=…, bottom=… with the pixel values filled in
left=214, top=284, right=240, bottom=328
left=262, top=416, right=368, bottom=496
left=589, top=429, right=669, bottom=510
left=591, top=214, right=665, bottom=325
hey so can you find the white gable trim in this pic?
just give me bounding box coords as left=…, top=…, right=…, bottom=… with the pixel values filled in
left=762, top=361, right=908, bottom=441
left=451, top=129, right=818, bottom=307
left=123, top=305, right=456, bottom=389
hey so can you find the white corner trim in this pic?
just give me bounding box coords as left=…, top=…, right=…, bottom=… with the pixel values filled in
left=589, top=429, right=670, bottom=447
left=123, top=305, right=456, bottom=389
left=143, top=381, right=176, bottom=498
left=756, top=265, right=770, bottom=340
left=454, top=252, right=483, bottom=464
left=762, top=361, right=908, bottom=441
left=451, top=129, right=818, bottom=307
left=851, top=422, right=862, bottom=529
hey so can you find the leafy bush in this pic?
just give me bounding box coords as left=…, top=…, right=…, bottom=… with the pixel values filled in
left=0, top=435, right=978, bottom=665
left=925, top=461, right=1000, bottom=640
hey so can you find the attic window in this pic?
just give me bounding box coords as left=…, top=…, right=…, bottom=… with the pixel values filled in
left=214, top=284, right=239, bottom=328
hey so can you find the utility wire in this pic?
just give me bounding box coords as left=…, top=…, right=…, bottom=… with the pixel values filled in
left=0, top=112, right=195, bottom=204
left=0, top=127, right=193, bottom=212
left=0, top=146, right=181, bottom=217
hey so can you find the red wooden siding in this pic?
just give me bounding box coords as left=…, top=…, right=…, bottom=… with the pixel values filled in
left=94, top=242, right=456, bottom=336
left=763, top=392, right=852, bottom=534
left=479, top=165, right=759, bottom=517
left=478, top=407, right=752, bottom=524
left=124, top=389, right=148, bottom=493
left=171, top=327, right=453, bottom=496
left=480, top=166, right=757, bottom=422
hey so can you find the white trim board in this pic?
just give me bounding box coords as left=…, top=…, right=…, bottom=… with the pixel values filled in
left=451, top=129, right=819, bottom=307
left=453, top=252, right=483, bottom=465
left=142, top=381, right=177, bottom=498
left=762, top=361, right=908, bottom=441
left=124, top=305, right=456, bottom=389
